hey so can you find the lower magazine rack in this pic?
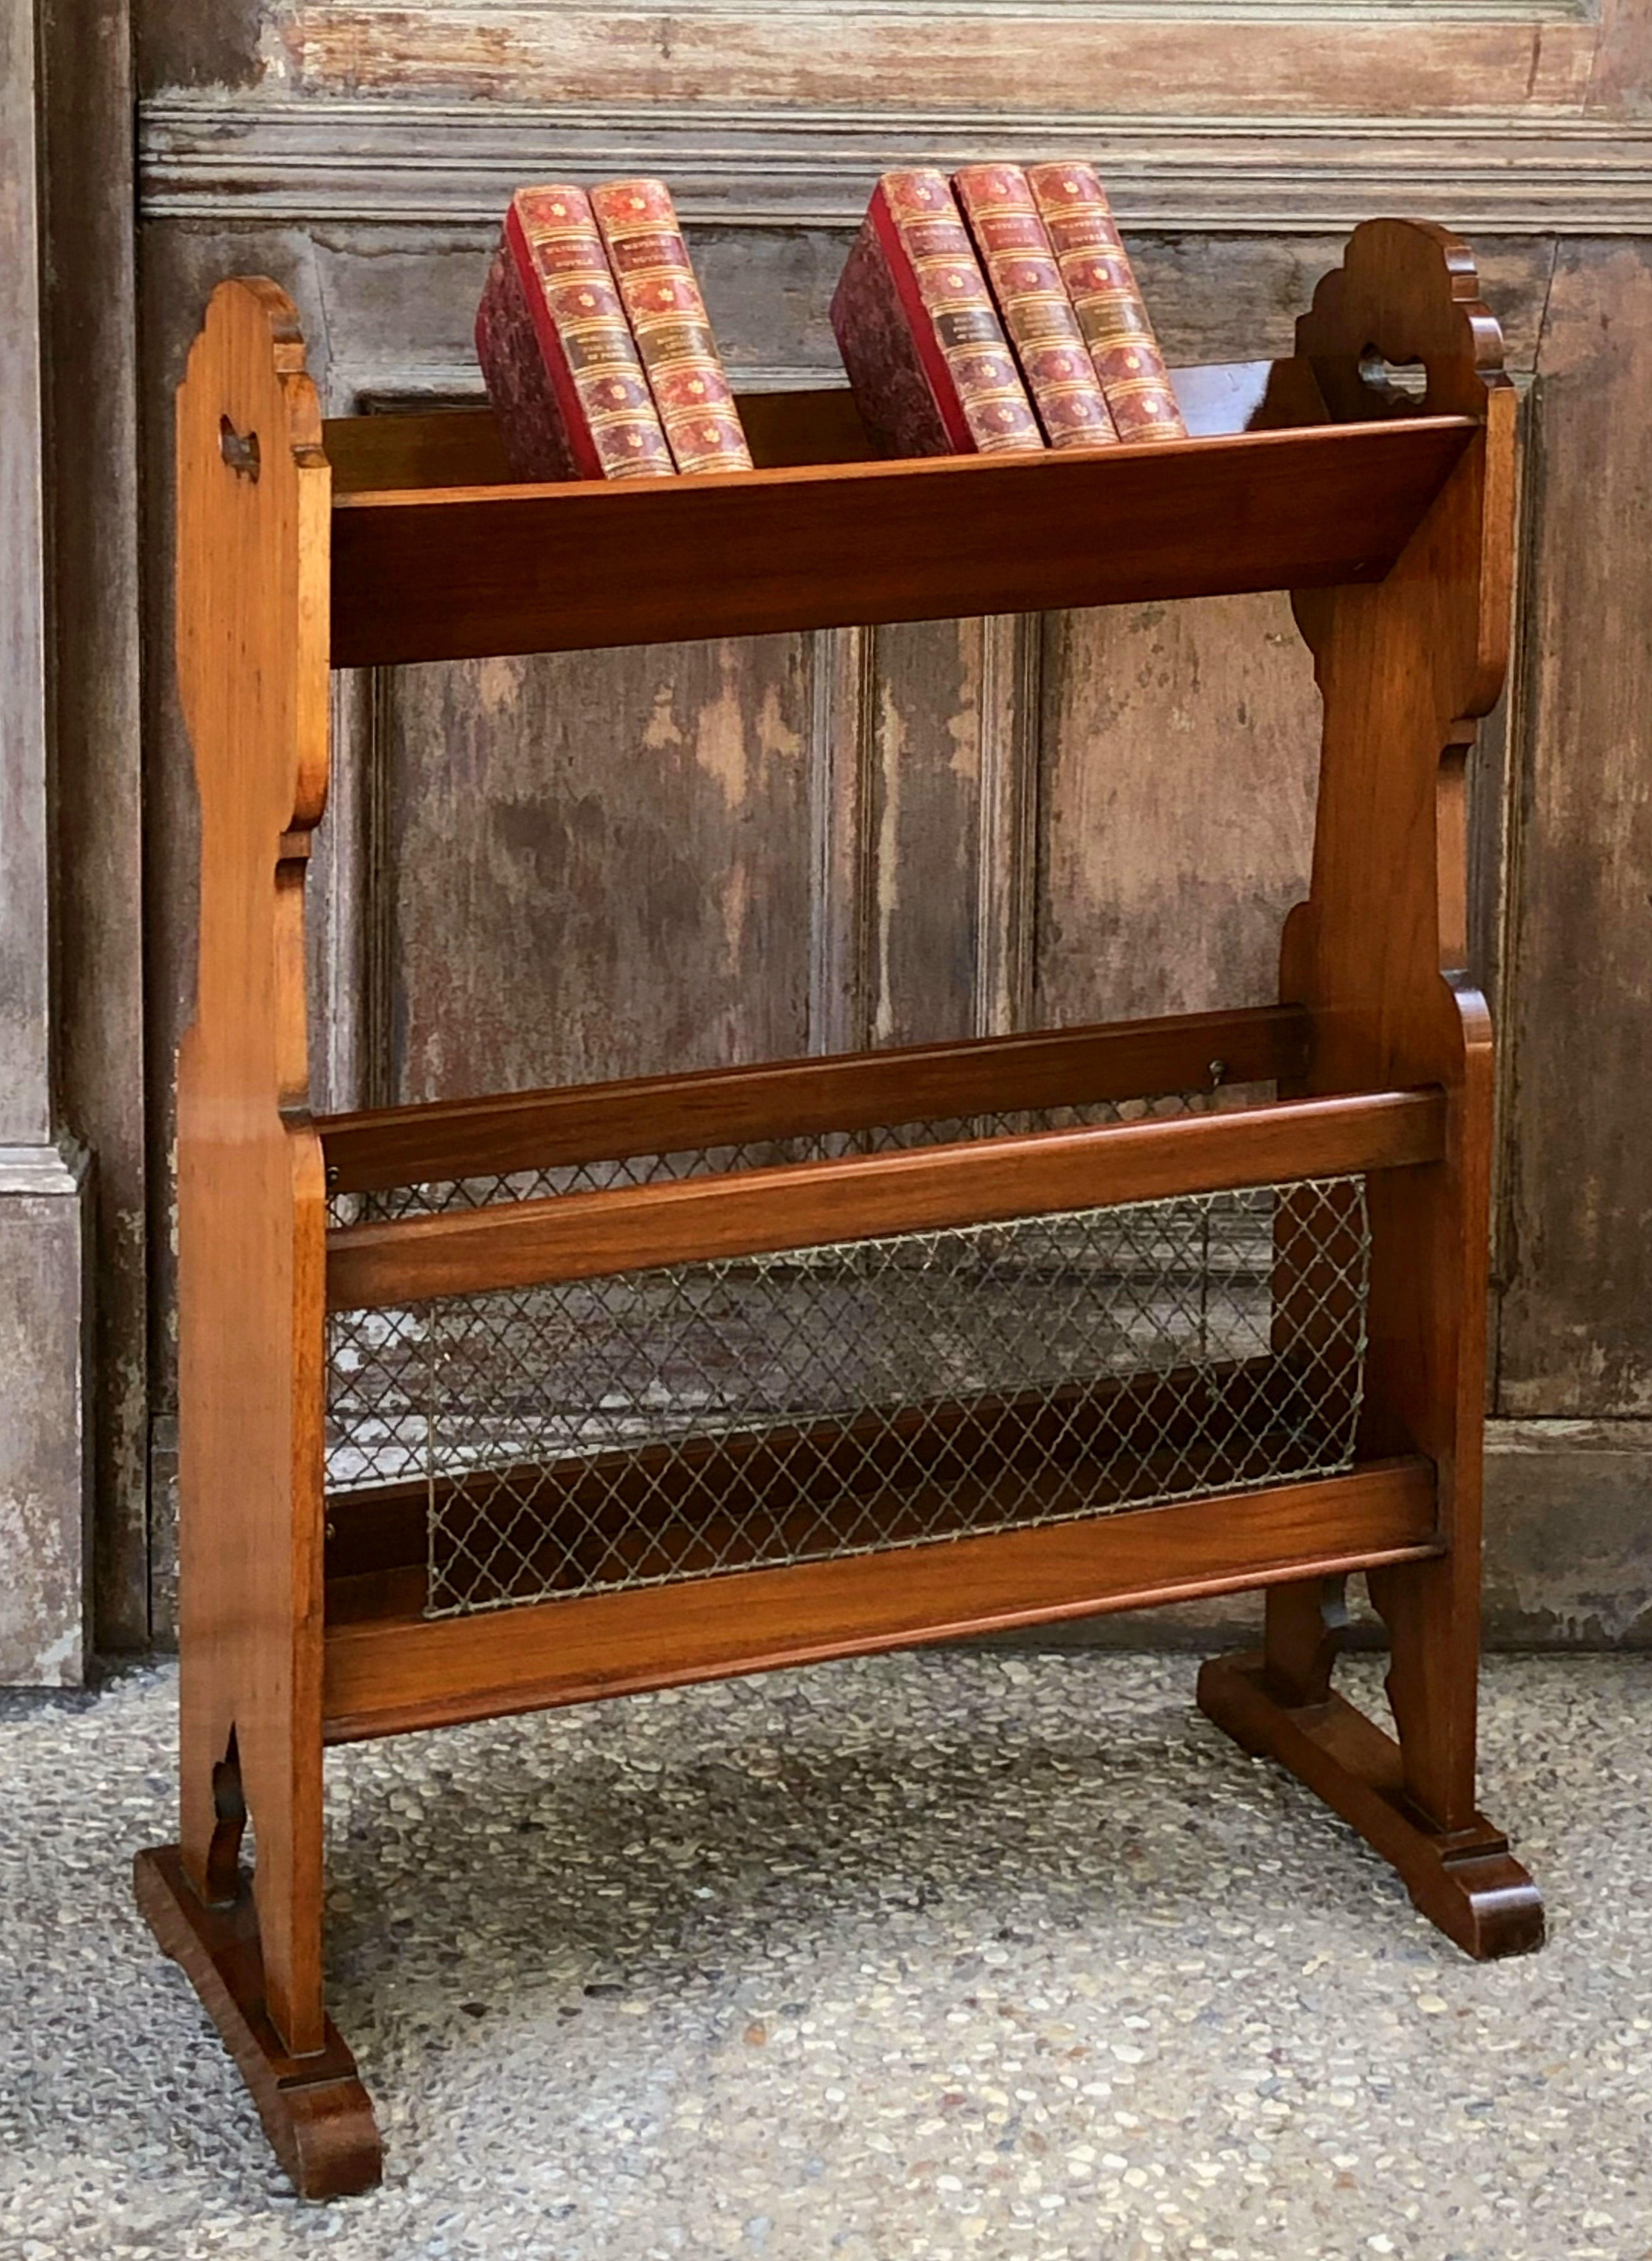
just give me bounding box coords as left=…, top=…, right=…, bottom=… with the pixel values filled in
left=138, top=219, right=1544, bottom=2200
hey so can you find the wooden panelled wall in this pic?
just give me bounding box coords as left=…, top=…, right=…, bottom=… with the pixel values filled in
left=121, top=0, right=1652, bottom=1650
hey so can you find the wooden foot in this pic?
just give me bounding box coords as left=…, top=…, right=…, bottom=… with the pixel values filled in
left=134, top=1845, right=383, bottom=2199
left=1197, top=1651, right=1544, bottom=1960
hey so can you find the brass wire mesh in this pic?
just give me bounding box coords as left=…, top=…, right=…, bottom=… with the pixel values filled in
left=324, top=1094, right=1223, bottom=1230
left=326, top=1137, right=1371, bottom=1619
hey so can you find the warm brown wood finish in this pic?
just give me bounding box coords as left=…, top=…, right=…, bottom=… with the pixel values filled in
left=1197, top=1654, right=1544, bottom=1959
left=1198, top=220, right=1539, bottom=1944
left=145, top=280, right=338, bottom=2081
left=326, top=1088, right=1444, bottom=1311
left=147, top=223, right=1541, bottom=2199
left=319, top=358, right=1327, bottom=500
left=330, top=415, right=1476, bottom=668
left=134, top=1847, right=382, bottom=2196
left=318, top=1002, right=1310, bottom=1195
left=323, top=1459, right=1440, bottom=1743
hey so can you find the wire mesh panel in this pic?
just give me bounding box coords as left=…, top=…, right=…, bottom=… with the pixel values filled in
left=324, top=1092, right=1246, bottom=1228
left=327, top=1170, right=1370, bottom=1619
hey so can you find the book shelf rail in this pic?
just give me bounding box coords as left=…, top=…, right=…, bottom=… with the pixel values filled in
left=327, top=376, right=1477, bottom=666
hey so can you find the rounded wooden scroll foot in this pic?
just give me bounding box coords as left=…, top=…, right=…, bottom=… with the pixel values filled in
left=1196, top=1652, right=1544, bottom=1961
left=134, top=1845, right=384, bottom=2199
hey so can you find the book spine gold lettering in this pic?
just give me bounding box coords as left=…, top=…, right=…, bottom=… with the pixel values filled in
left=1024, top=163, right=1187, bottom=443
left=953, top=165, right=1117, bottom=450
left=591, top=179, right=754, bottom=474
left=874, top=170, right=1044, bottom=456
left=495, top=186, right=673, bottom=480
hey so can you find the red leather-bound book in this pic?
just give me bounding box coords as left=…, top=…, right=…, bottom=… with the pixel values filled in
left=830, top=169, right=1044, bottom=459
left=952, top=163, right=1117, bottom=450
left=474, top=185, right=674, bottom=482
left=590, top=179, right=754, bottom=474
left=1024, top=163, right=1187, bottom=442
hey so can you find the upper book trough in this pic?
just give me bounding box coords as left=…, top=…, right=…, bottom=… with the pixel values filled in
left=319, top=219, right=1507, bottom=670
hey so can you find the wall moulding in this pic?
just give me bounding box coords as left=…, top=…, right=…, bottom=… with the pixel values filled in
left=229, top=4, right=1603, bottom=118
left=139, top=99, right=1652, bottom=234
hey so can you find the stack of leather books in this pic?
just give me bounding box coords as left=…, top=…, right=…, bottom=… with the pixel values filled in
left=477, top=162, right=1182, bottom=479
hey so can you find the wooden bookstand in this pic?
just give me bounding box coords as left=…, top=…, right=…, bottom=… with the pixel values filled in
left=138, top=220, right=1543, bottom=2200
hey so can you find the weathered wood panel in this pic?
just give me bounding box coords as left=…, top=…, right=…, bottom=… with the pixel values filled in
left=378, top=638, right=813, bottom=1104
left=865, top=621, right=984, bottom=1050
left=1496, top=238, right=1652, bottom=1419
left=1035, top=594, right=1323, bottom=1031
left=130, top=185, right=1612, bottom=1649
left=258, top=7, right=1599, bottom=119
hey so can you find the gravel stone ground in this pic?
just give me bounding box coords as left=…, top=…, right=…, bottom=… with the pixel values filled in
left=2, top=1651, right=1649, bottom=2261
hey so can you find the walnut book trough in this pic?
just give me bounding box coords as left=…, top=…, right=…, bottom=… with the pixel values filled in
left=137, top=218, right=1544, bottom=2200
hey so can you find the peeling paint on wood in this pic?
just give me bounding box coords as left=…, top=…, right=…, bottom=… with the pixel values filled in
left=1498, top=239, right=1652, bottom=1419
left=1035, top=595, right=1321, bottom=1030
left=380, top=637, right=812, bottom=1101
left=260, top=7, right=1599, bottom=119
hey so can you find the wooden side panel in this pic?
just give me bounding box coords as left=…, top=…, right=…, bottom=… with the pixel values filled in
left=377, top=635, right=812, bottom=1104
left=171, top=277, right=330, bottom=2053
left=1497, top=239, right=1652, bottom=1418
left=1275, top=219, right=1514, bottom=1832
left=1036, top=594, right=1322, bottom=1028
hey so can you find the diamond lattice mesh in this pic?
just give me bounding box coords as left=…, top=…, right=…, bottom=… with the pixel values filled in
left=323, top=1093, right=1239, bottom=1229
left=326, top=1168, right=1370, bottom=1620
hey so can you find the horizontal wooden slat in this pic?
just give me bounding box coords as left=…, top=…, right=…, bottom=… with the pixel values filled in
left=318, top=1003, right=1311, bottom=1196
left=321, top=1457, right=1439, bottom=1742
left=324, top=389, right=877, bottom=494
left=321, top=361, right=1330, bottom=499
left=326, top=1087, right=1443, bottom=1311
left=323, top=1354, right=1310, bottom=1610
left=328, top=415, right=1475, bottom=667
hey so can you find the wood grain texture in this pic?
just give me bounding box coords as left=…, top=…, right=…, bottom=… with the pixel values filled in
left=1234, top=219, right=1513, bottom=1839
left=330, top=416, right=1477, bottom=667
left=136, top=104, right=1652, bottom=238
left=263, top=7, right=1597, bottom=119
left=372, top=634, right=812, bottom=1106
left=326, top=1089, right=1446, bottom=1310
left=1197, top=1654, right=1543, bottom=1958
left=868, top=618, right=992, bottom=1048
left=1036, top=593, right=1322, bottom=1029
left=322, top=1457, right=1441, bottom=1742
left=134, top=1846, right=382, bottom=2198
left=136, top=222, right=334, bottom=1635
left=1497, top=240, right=1652, bottom=1420
left=166, top=276, right=331, bottom=2056
left=319, top=1005, right=1313, bottom=1194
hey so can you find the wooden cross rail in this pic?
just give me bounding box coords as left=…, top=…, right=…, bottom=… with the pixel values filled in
left=326, top=1085, right=1443, bottom=1309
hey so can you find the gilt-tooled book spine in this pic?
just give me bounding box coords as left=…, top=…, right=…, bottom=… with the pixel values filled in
left=590, top=179, right=754, bottom=474
left=1024, top=163, right=1187, bottom=442
left=829, top=169, right=1044, bottom=459
left=474, top=185, right=674, bottom=482
left=952, top=164, right=1117, bottom=450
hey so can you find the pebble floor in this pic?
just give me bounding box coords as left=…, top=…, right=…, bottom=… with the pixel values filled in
left=2, top=1651, right=1650, bottom=2261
